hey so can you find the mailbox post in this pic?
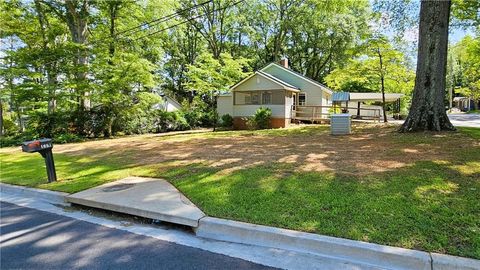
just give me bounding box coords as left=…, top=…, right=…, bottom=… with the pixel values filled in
left=21, top=138, right=57, bottom=183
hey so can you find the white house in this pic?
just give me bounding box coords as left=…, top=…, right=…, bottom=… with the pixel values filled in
left=217, top=59, right=403, bottom=129
left=153, top=95, right=183, bottom=112
left=217, top=59, right=333, bottom=129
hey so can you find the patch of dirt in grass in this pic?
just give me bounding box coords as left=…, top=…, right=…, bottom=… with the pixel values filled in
left=17, top=123, right=473, bottom=177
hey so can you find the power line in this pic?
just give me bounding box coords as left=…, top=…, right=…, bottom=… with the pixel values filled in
left=116, top=0, right=213, bottom=37
left=3, top=1, right=214, bottom=67
left=9, top=0, right=246, bottom=68
left=132, top=0, right=245, bottom=42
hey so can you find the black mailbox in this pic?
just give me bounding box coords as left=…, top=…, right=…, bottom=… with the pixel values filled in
left=22, top=138, right=57, bottom=183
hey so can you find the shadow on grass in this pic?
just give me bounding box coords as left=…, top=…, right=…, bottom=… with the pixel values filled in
left=0, top=152, right=140, bottom=191
left=164, top=160, right=479, bottom=259
left=1, top=126, right=478, bottom=258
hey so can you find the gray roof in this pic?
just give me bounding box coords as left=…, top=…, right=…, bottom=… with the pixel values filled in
left=332, top=92, right=350, bottom=102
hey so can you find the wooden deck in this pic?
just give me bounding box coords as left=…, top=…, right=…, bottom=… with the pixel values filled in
left=291, top=105, right=382, bottom=123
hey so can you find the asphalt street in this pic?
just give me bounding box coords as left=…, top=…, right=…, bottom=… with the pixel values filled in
left=448, top=113, right=480, bottom=128
left=0, top=202, right=275, bottom=270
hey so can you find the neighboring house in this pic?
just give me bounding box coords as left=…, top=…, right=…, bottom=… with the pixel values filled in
left=217, top=59, right=333, bottom=129
left=154, top=95, right=183, bottom=112
left=453, top=96, right=478, bottom=112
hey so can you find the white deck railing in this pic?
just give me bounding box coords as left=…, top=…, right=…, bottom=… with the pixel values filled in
left=291, top=105, right=382, bottom=123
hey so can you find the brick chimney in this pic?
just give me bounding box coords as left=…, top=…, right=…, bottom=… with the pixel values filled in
left=279, top=57, right=289, bottom=69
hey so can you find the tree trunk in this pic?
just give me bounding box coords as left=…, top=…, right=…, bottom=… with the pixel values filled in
left=65, top=0, right=90, bottom=111
left=108, top=1, right=119, bottom=60
left=0, top=98, right=3, bottom=137
left=377, top=48, right=388, bottom=123
left=34, top=0, right=57, bottom=115
left=104, top=1, right=120, bottom=138
left=6, top=38, right=22, bottom=133
left=399, top=0, right=455, bottom=132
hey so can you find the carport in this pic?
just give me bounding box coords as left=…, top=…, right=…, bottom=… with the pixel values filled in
left=349, top=93, right=404, bottom=120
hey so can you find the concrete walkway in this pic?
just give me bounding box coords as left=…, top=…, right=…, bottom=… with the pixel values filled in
left=67, top=177, right=205, bottom=227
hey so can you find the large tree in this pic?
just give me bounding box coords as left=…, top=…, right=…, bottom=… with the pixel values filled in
left=325, top=38, right=415, bottom=121
left=399, top=1, right=455, bottom=132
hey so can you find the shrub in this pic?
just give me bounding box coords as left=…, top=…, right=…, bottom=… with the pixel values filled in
left=252, top=107, right=272, bottom=129
left=2, top=118, right=18, bottom=136
left=0, top=136, right=22, bottom=147
left=85, top=106, right=115, bottom=137
left=220, top=114, right=234, bottom=127
left=181, top=96, right=216, bottom=128
left=27, top=111, right=70, bottom=138
left=182, top=109, right=203, bottom=127
left=153, top=111, right=190, bottom=132
left=245, top=117, right=256, bottom=130
left=0, top=132, right=36, bottom=148
left=54, top=133, right=84, bottom=144
left=182, top=107, right=215, bottom=127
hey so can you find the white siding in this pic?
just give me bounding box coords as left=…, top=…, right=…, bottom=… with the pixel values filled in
left=285, top=92, right=294, bottom=118
left=217, top=96, right=233, bottom=116
left=165, top=102, right=180, bottom=112
left=233, top=105, right=285, bottom=118
left=322, top=93, right=331, bottom=115
left=230, top=72, right=289, bottom=119
left=235, top=73, right=285, bottom=91
left=164, top=97, right=182, bottom=112
left=262, top=65, right=328, bottom=106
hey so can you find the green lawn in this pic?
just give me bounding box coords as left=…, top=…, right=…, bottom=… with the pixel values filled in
left=1, top=125, right=479, bottom=259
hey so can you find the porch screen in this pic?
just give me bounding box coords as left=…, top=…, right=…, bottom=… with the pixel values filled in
left=234, top=91, right=285, bottom=105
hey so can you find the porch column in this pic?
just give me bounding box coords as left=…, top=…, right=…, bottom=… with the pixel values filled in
left=357, top=102, right=361, bottom=118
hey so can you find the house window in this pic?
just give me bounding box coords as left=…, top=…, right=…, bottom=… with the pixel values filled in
left=272, top=92, right=285, bottom=104
left=234, top=91, right=285, bottom=105
left=251, top=92, right=260, bottom=104
left=299, top=93, right=306, bottom=105
left=262, top=92, right=272, bottom=104
left=245, top=94, right=251, bottom=104
left=235, top=92, right=250, bottom=105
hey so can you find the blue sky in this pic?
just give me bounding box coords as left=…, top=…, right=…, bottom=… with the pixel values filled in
left=450, top=28, right=474, bottom=43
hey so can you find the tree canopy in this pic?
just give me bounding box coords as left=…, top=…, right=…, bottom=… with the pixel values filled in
left=448, top=35, right=480, bottom=110
left=0, top=0, right=477, bottom=139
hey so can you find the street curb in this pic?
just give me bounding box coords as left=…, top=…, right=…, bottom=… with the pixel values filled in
left=431, top=253, right=480, bottom=270
left=0, top=183, right=68, bottom=206
left=1, top=183, right=478, bottom=270
left=195, top=217, right=480, bottom=270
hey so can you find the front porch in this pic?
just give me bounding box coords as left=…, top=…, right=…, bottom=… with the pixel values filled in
left=290, top=92, right=403, bottom=124
left=291, top=105, right=382, bottom=123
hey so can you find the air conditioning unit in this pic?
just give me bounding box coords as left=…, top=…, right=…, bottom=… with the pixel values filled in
left=331, top=114, right=351, bottom=135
